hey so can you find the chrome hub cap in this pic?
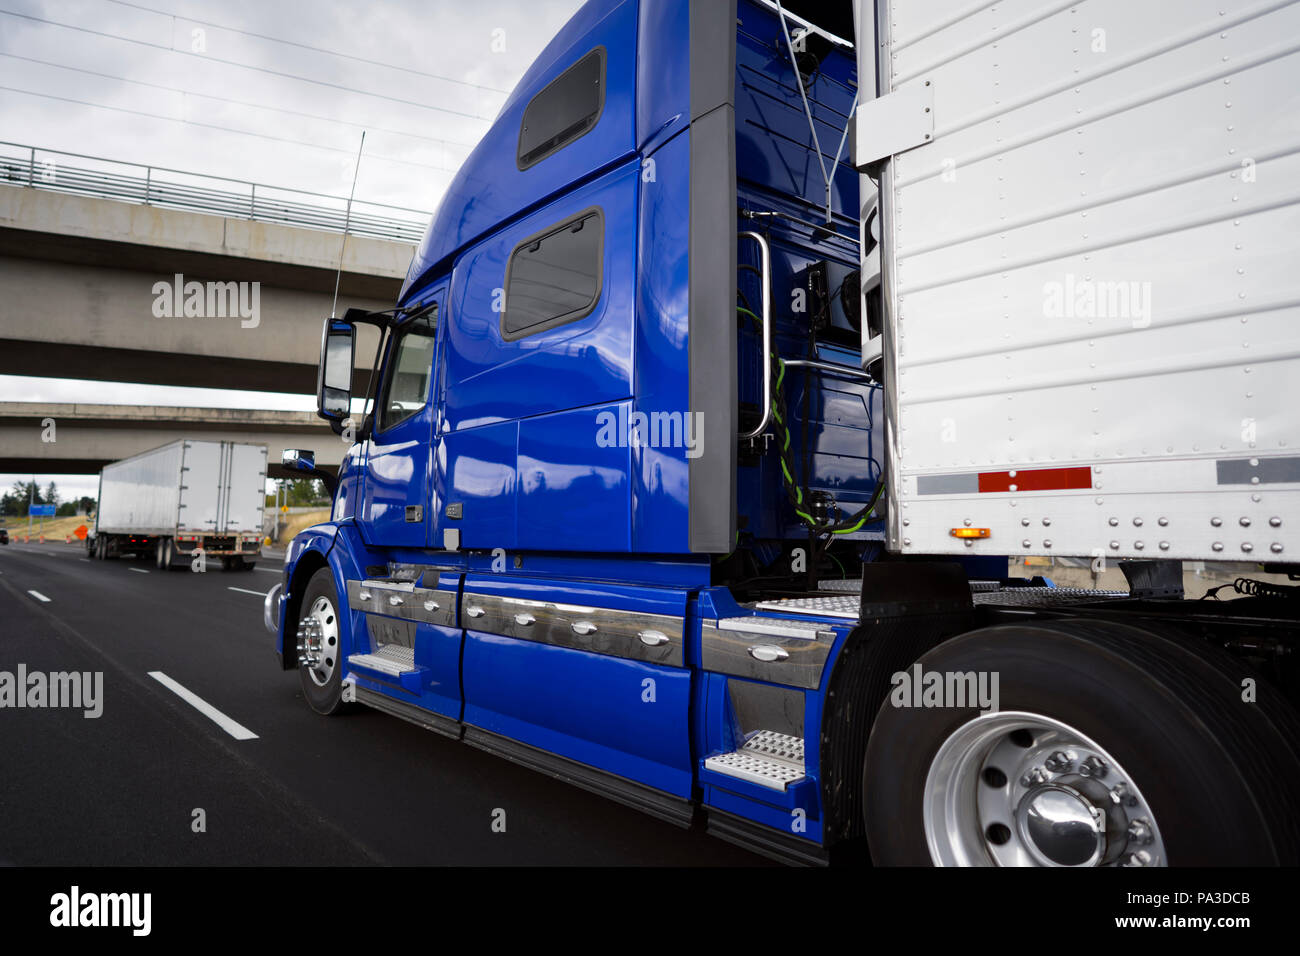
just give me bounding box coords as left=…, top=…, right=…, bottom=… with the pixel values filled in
left=923, top=711, right=1165, bottom=866
left=296, top=596, right=339, bottom=688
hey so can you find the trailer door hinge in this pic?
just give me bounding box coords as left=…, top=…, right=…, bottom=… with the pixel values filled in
left=852, top=81, right=935, bottom=169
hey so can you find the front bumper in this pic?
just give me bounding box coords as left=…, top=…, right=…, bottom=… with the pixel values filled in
left=263, top=582, right=283, bottom=635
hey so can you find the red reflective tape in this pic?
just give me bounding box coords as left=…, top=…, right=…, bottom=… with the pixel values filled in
left=978, top=466, right=1092, bottom=493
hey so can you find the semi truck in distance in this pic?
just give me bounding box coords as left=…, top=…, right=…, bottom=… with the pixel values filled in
left=266, top=0, right=1300, bottom=866
left=91, top=438, right=267, bottom=571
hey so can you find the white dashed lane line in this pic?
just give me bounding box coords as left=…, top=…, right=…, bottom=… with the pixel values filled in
left=28, top=590, right=51, bottom=603
left=254, top=567, right=280, bottom=574
left=227, top=587, right=268, bottom=597
left=147, top=671, right=258, bottom=741
left=128, top=568, right=149, bottom=574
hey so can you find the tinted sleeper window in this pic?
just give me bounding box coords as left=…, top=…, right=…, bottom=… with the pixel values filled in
left=503, top=211, right=602, bottom=339
left=517, top=48, right=605, bottom=169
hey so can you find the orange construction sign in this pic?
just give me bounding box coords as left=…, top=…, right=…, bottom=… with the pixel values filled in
left=74, top=525, right=88, bottom=540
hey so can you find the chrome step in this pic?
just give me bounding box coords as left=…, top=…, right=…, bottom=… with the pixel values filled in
left=704, top=730, right=806, bottom=791
left=347, top=643, right=416, bottom=676
left=752, top=594, right=859, bottom=619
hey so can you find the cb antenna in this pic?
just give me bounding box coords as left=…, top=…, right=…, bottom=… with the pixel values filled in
left=331, top=130, right=366, bottom=318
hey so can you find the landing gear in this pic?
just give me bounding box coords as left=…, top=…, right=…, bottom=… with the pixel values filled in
left=863, top=619, right=1300, bottom=866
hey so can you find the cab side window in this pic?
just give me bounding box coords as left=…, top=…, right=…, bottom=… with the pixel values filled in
left=378, top=308, right=437, bottom=432
left=517, top=47, right=605, bottom=169
left=502, top=209, right=603, bottom=340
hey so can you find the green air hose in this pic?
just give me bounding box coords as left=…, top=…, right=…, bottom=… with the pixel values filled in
left=737, top=305, right=884, bottom=536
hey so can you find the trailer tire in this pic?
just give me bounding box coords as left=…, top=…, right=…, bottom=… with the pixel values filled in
left=155, top=538, right=166, bottom=569
left=863, top=619, right=1300, bottom=866
left=298, top=567, right=348, bottom=716
left=162, top=537, right=180, bottom=571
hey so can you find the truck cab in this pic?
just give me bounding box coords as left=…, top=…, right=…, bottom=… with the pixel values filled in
left=269, top=0, right=1300, bottom=866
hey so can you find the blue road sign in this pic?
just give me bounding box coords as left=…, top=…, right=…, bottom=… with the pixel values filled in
left=29, top=504, right=56, bottom=517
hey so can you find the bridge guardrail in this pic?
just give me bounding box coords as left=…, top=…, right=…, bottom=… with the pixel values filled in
left=0, top=141, right=429, bottom=244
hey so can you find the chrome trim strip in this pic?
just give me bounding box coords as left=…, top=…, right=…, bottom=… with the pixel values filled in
left=701, top=619, right=836, bottom=689
left=460, top=591, right=684, bottom=667
left=347, top=578, right=456, bottom=629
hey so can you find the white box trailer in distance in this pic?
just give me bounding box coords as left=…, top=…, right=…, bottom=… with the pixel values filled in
left=91, top=439, right=267, bottom=571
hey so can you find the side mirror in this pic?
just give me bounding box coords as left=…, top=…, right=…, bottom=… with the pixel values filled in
left=316, top=318, right=355, bottom=426
left=281, top=449, right=316, bottom=472
left=280, top=448, right=338, bottom=498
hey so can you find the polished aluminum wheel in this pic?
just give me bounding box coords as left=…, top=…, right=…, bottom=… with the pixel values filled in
left=297, top=596, right=340, bottom=688
left=923, top=711, right=1165, bottom=867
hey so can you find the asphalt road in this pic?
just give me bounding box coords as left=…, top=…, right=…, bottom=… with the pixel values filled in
left=0, top=541, right=765, bottom=866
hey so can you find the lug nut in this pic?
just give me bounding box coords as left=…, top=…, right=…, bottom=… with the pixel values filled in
left=1079, top=755, right=1108, bottom=778
left=1127, top=818, right=1154, bottom=846
left=1020, top=767, right=1049, bottom=787
left=1110, top=782, right=1138, bottom=807
left=1044, top=750, right=1073, bottom=773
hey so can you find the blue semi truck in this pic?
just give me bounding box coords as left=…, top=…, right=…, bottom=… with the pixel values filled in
left=267, top=0, right=1300, bottom=865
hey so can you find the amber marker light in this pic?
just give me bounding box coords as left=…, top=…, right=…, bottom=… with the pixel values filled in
left=949, top=527, right=991, bottom=539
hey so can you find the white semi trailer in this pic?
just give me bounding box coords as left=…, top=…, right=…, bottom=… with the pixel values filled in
left=90, top=439, right=267, bottom=571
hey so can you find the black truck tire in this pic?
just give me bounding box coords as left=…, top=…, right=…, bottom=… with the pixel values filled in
left=863, top=618, right=1300, bottom=867
left=298, top=567, right=348, bottom=716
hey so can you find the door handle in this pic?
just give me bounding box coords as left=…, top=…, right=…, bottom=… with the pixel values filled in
left=637, top=630, right=669, bottom=647
left=748, top=644, right=789, bottom=662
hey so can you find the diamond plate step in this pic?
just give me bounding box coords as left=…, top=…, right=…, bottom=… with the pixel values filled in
left=752, top=594, right=860, bottom=619
left=347, top=643, right=416, bottom=676
left=704, top=730, right=806, bottom=791
left=974, top=586, right=1128, bottom=607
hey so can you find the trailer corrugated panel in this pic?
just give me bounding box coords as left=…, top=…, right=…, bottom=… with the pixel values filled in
left=222, top=443, right=267, bottom=534
left=97, top=440, right=185, bottom=535
left=177, top=440, right=224, bottom=534
left=867, top=0, right=1300, bottom=561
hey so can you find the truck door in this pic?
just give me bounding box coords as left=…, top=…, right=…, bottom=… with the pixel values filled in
left=360, top=303, right=439, bottom=548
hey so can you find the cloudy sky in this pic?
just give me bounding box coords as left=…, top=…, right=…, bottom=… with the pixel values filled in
left=1, top=0, right=584, bottom=502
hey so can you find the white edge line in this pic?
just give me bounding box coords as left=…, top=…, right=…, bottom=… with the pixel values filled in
left=27, top=590, right=51, bottom=602
left=147, top=671, right=258, bottom=741
left=227, top=586, right=269, bottom=597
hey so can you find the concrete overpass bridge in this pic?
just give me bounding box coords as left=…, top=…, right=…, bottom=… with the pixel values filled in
left=0, top=402, right=345, bottom=479
left=0, top=143, right=425, bottom=394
